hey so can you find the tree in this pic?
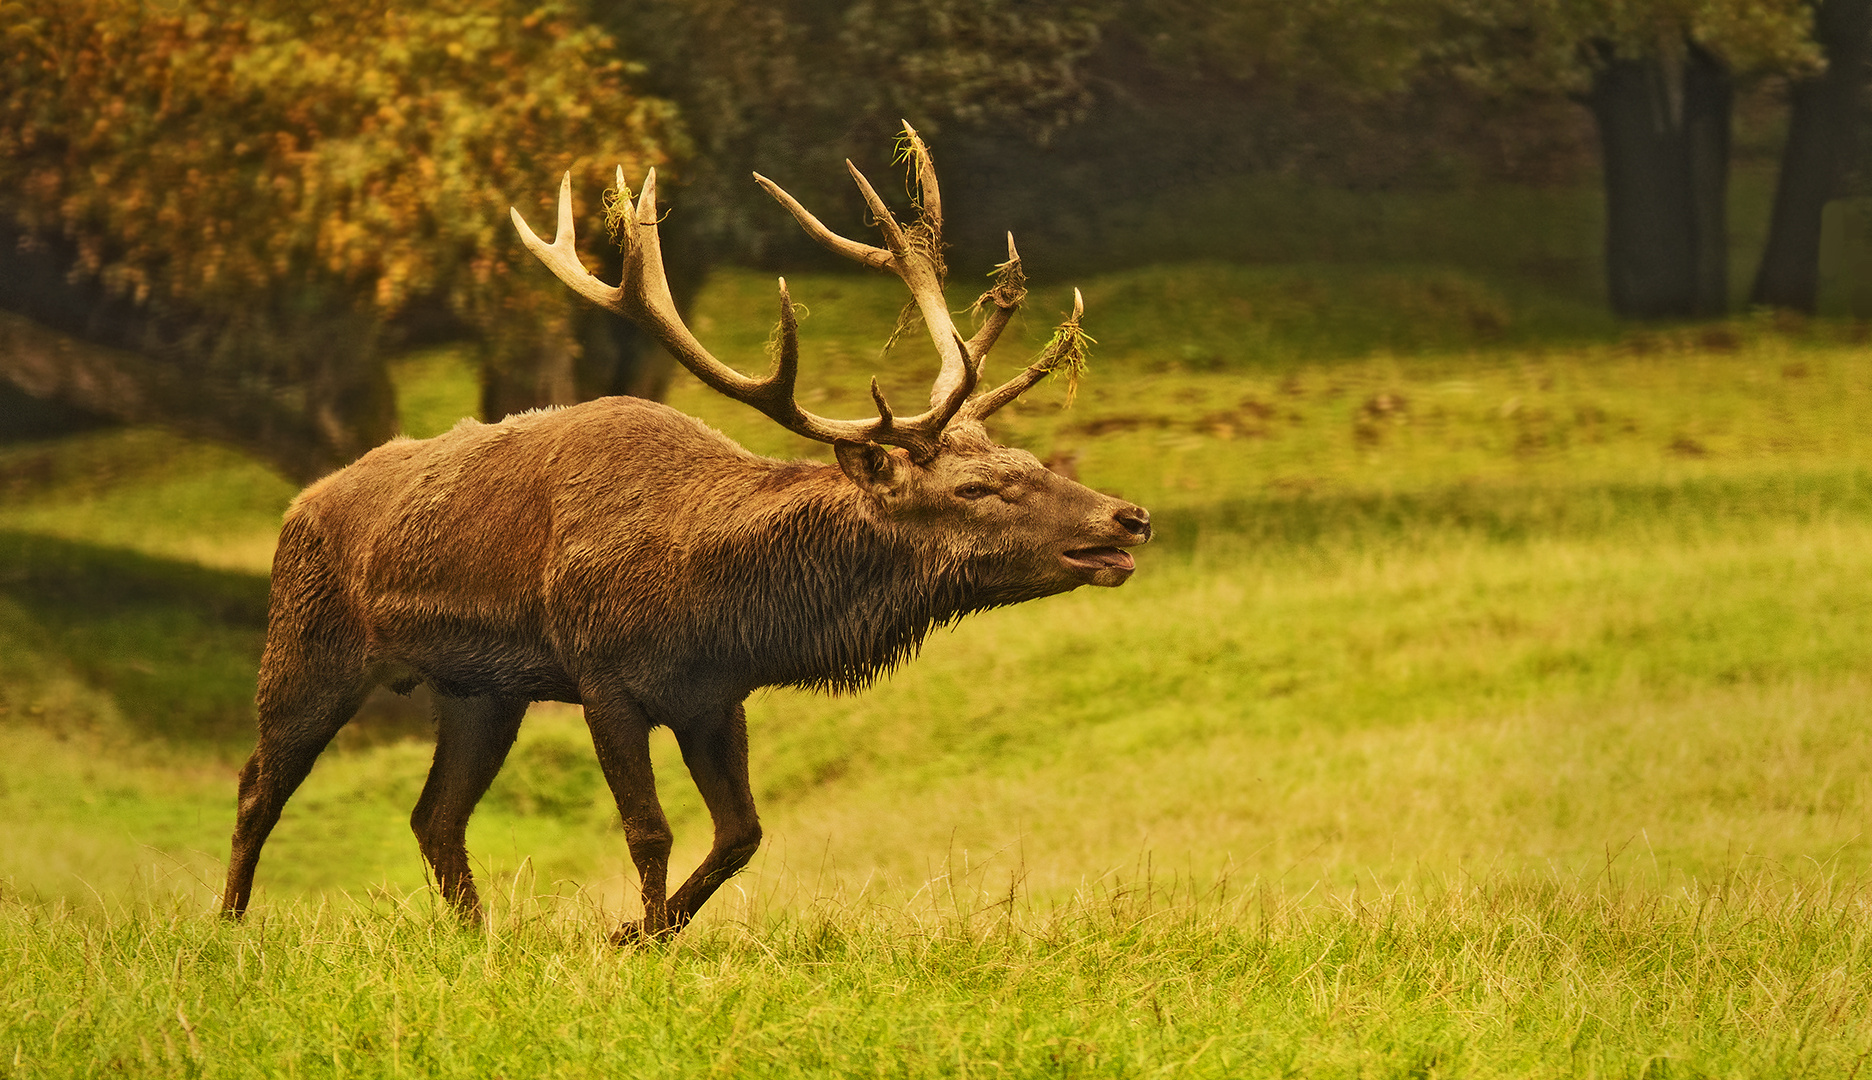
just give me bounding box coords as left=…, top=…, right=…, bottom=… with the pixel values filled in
left=1068, top=0, right=1823, bottom=320
left=588, top=0, right=1108, bottom=269
left=1559, top=3, right=1816, bottom=318
left=1585, top=38, right=1734, bottom=318
left=1751, top=0, right=1872, bottom=311
left=0, top=0, right=682, bottom=479
left=1169, top=0, right=1817, bottom=319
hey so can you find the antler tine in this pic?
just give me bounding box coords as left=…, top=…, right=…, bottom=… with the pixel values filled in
left=509, top=173, right=627, bottom=317
left=869, top=377, right=894, bottom=425
left=633, top=166, right=653, bottom=219
left=901, top=120, right=941, bottom=236
left=753, top=173, right=892, bottom=270
left=768, top=277, right=801, bottom=403
left=847, top=159, right=974, bottom=411
left=958, top=287, right=1086, bottom=425
left=957, top=359, right=1047, bottom=425
left=845, top=161, right=910, bottom=257
left=965, top=231, right=1026, bottom=364
left=937, top=330, right=979, bottom=422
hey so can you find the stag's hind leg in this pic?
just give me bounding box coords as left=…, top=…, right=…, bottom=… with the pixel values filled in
left=223, top=681, right=371, bottom=916
left=667, top=702, right=762, bottom=930
left=409, top=693, right=528, bottom=922
left=222, top=549, right=371, bottom=917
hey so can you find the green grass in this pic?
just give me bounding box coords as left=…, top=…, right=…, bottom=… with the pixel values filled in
left=3, top=871, right=1869, bottom=1078
left=3, top=253, right=1872, bottom=1074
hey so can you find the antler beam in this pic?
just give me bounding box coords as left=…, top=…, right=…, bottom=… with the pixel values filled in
left=757, top=124, right=974, bottom=413
left=511, top=128, right=1078, bottom=459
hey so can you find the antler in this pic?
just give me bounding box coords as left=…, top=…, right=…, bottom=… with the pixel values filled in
left=511, top=126, right=1071, bottom=459
left=959, top=286, right=1086, bottom=424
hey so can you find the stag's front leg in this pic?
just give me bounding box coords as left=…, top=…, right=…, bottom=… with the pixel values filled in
left=667, top=702, right=762, bottom=930
left=409, top=693, right=528, bottom=923
left=582, top=688, right=674, bottom=942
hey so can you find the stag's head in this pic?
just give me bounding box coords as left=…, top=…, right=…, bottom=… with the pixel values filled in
left=511, top=127, right=1150, bottom=596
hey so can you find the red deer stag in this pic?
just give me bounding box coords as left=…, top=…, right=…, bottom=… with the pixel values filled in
left=220, top=129, right=1151, bottom=939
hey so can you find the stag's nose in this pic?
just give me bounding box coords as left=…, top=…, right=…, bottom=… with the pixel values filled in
left=1115, top=504, right=1152, bottom=541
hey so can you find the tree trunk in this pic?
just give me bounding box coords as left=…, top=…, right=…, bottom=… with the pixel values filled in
left=483, top=210, right=705, bottom=420
left=0, top=310, right=394, bottom=483
left=0, top=377, right=111, bottom=443
left=474, top=304, right=684, bottom=422
left=0, top=228, right=396, bottom=483
left=575, top=310, right=678, bottom=402
left=1588, top=41, right=1733, bottom=319
left=478, top=319, right=580, bottom=424
left=1751, top=0, right=1872, bottom=312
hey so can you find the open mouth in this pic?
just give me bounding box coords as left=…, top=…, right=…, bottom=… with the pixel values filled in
left=1061, top=546, right=1135, bottom=573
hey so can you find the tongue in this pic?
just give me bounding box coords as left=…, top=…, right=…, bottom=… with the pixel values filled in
left=1066, top=547, right=1134, bottom=571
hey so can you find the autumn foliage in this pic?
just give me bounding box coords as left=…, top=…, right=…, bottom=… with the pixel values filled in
left=0, top=0, right=682, bottom=476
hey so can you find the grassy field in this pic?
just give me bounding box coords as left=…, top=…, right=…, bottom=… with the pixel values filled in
left=2, top=248, right=1871, bottom=1075
left=4, top=872, right=1868, bottom=1078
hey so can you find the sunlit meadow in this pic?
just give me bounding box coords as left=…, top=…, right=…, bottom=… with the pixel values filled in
left=3, top=255, right=1870, bottom=1075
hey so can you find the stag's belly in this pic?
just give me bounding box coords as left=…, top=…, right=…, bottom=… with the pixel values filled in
left=352, top=562, right=582, bottom=702
left=362, top=609, right=580, bottom=703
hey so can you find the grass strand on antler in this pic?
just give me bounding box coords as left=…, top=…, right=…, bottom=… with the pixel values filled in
left=892, top=125, right=946, bottom=285
left=601, top=179, right=633, bottom=242
left=1033, top=289, right=1094, bottom=406
left=973, top=250, right=1029, bottom=324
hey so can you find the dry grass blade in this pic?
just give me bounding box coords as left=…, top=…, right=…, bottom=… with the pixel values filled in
left=880, top=302, right=923, bottom=358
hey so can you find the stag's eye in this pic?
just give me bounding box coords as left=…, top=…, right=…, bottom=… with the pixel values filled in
left=954, top=482, right=996, bottom=501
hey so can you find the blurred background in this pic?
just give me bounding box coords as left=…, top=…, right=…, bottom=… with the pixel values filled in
left=4, top=0, right=1869, bottom=471
left=2, top=0, right=1871, bottom=912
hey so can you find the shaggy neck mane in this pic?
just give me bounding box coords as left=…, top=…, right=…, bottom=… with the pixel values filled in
left=689, top=461, right=992, bottom=693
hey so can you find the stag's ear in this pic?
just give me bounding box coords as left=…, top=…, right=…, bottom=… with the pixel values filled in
left=834, top=439, right=909, bottom=497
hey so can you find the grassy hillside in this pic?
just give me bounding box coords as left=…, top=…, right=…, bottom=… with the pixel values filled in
left=3, top=258, right=1871, bottom=1075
